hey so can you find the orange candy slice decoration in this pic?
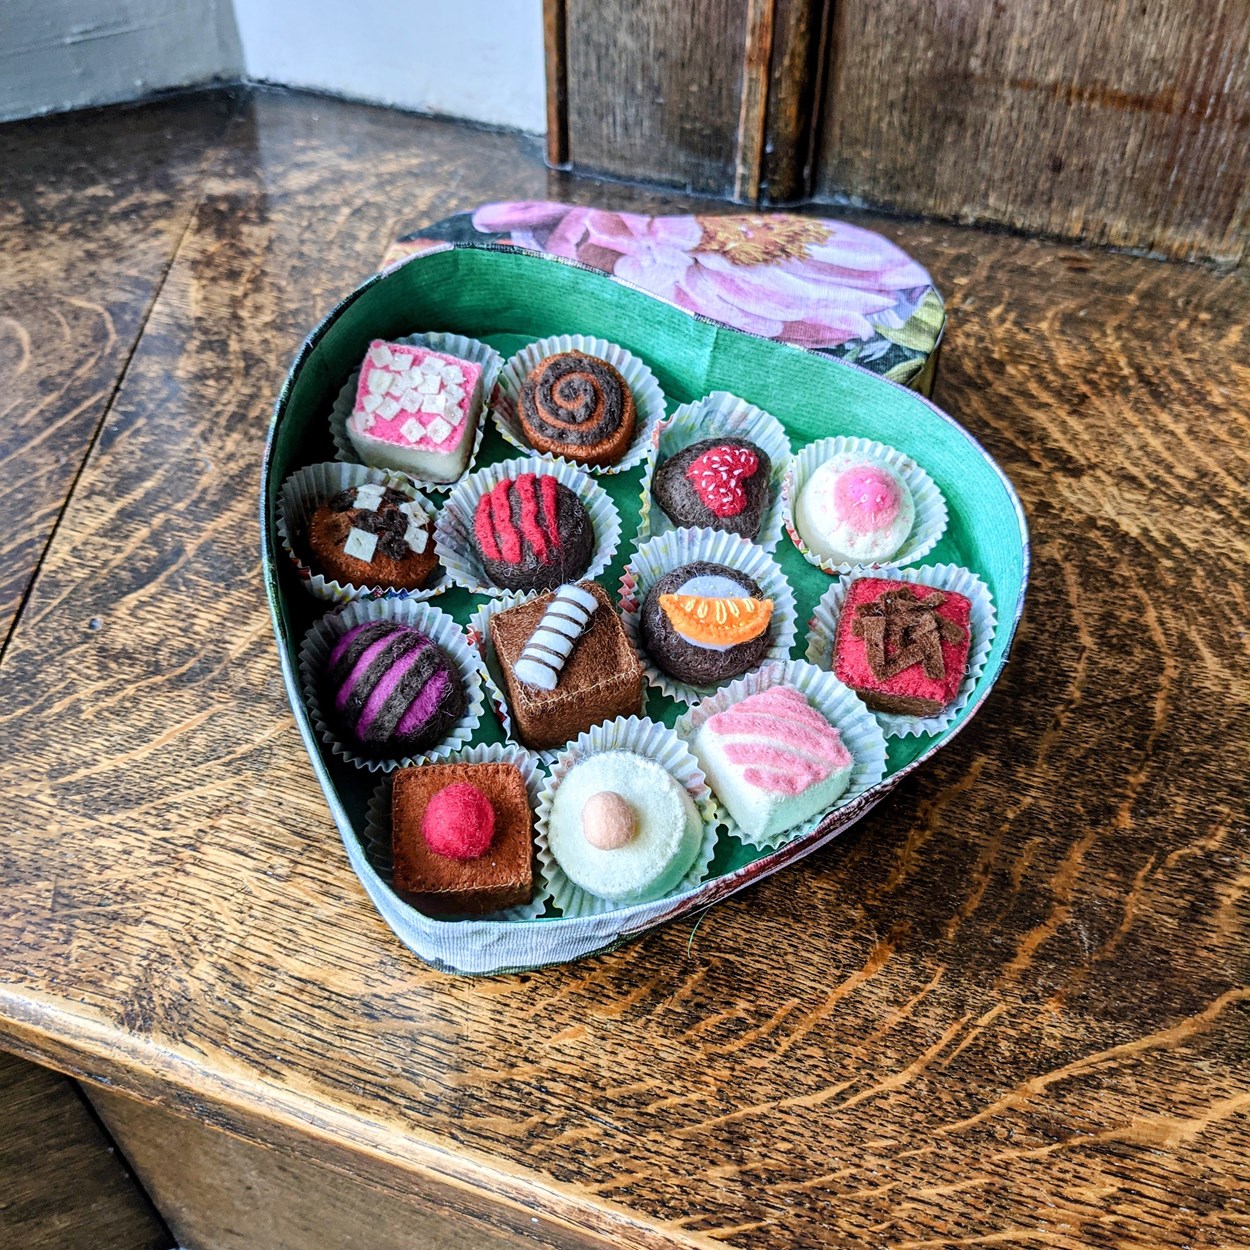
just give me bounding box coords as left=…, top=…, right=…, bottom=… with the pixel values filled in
left=659, top=594, right=773, bottom=647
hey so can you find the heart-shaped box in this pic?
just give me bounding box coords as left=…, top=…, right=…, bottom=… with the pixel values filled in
left=262, top=242, right=1028, bottom=975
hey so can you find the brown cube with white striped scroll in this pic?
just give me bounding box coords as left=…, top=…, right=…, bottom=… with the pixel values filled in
left=489, top=581, right=644, bottom=752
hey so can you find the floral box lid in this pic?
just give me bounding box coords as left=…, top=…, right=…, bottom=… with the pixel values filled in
left=383, top=203, right=945, bottom=395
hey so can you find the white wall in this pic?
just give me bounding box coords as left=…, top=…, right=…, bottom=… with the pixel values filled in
left=233, top=0, right=546, bottom=133
left=0, top=0, right=243, bottom=123
left=0, top=0, right=545, bottom=132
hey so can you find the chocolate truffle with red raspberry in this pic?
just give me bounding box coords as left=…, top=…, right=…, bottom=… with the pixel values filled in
left=652, top=436, right=771, bottom=539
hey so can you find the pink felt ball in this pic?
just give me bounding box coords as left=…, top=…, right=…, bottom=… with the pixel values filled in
left=833, top=464, right=902, bottom=534
left=422, top=782, right=496, bottom=860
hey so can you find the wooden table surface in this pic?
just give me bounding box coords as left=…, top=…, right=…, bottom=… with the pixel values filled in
left=1, top=87, right=1247, bottom=1250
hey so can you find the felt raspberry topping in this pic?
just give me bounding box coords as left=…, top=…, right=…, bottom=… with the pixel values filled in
left=685, top=444, right=760, bottom=518
left=422, top=783, right=496, bottom=860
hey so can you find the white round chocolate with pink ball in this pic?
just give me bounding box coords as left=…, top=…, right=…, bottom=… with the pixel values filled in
left=795, top=453, right=915, bottom=565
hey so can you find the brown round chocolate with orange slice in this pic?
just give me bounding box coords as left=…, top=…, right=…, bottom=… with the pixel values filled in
left=639, top=561, right=773, bottom=687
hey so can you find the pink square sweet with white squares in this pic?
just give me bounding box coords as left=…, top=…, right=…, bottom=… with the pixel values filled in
left=346, top=340, right=483, bottom=482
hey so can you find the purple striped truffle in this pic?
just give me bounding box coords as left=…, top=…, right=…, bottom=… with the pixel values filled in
left=323, top=620, right=465, bottom=759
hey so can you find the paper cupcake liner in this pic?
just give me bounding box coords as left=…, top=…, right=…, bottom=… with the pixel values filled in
left=805, top=562, right=997, bottom=738
left=637, top=391, right=793, bottom=553
left=329, top=331, right=504, bottom=493
left=359, top=742, right=552, bottom=921
left=467, top=592, right=649, bottom=764
left=275, top=461, right=447, bottom=604
left=782, top=435, right=948, bottom=574
left=298, top=598, right=486, bottom=772
left=491, top=334, right=667, bottom=476
left=533, top=715, right=721, bottom=918
left=618, top=527, right=798, bottom=707
left=433, top=455, right=622, bottom=598
left=674, top=659, right=888, bottom=851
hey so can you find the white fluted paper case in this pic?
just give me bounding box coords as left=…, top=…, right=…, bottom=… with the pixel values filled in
left=433, top=455, right=622, bottom=598
left=805, top=562, right=997, bottom=738
left=674, top=659, right=888, bottom=851
left=618, top=526, right=797, bottom=707
left=298, top=597, right=486, bottom=772
left=782, top=435, right=948, bottom=574
left=492, top=333, right=667, bottom=475
left=466, top=592, right=649, bottom=765
left=534, top=716, right=721, bottom=919
left=329, top=330, right=504, bottom=492
left=275, top=461, right=447, bottom=604
left=359, top=742, right=552, bottom=922
left=637, top=391, right=792, bottom=552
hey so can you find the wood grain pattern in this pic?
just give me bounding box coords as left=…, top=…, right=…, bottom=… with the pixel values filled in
left=544, top=0, right=570, bottom=168
left=814, top=0, right=1250, bottom=263
left=732, top=0, right=776, bottom=202
left=0, top=1053, right=169, bottom=1250
left=0, top=88, right=1247, bottom=1250
left=563, top=0, right=750, bottom=195
left=90, top=1086, right=563, bottom=1250
left=0, top=89, right=239, bottom=649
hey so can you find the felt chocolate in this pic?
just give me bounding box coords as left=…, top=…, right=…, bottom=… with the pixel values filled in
left=471, top=472, right=594, bottom=592
left=347, top=340, right=483, bottom=482
left=545, top=751, right=702, bottom=904
left=307, top=484, right=437, bottom=590
left=795, top=454, right=915, bottom=565
left=833, top=577, right=971, bottom=716
left=512, top=582, right=599, bottom=691
left=520, top=351, right=636, bottom=467
left=391, top=761, right=534, bottom=917
left=490, top=581, right=644, bottom=751
left=323, top=620, right=465, bottom=759
left=639, top=562, right=773, bottom=687
left=691, top=684, right=853, bottom=841
left=652, top=437, right=771, bottom=538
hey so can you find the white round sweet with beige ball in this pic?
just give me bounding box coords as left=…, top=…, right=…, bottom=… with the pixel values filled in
left=546, top=751, right=703, bottom=904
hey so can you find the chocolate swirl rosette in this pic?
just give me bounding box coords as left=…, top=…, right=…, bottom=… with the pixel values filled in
left=521, top=351, right=635, bottom=467
left=493, top=334, right=666, bottom=475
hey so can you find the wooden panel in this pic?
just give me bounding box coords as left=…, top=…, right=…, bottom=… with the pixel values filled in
left=563, top=0, right=750, bottom=195
left=0, top=1053, right=169, bottom=1250
left=555, top=0, right=829, bottom=202
left=0, top=89, right=1248, bottom=1250
left=0, top=89, right=238, bottom=648
left=760, top=0, right=831, bottom=202
left=544, top=0, right=570, bottom=167
left=89, top=1086, right=567, bottom=1250
left=814, top=0, right=1250, bottom=263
